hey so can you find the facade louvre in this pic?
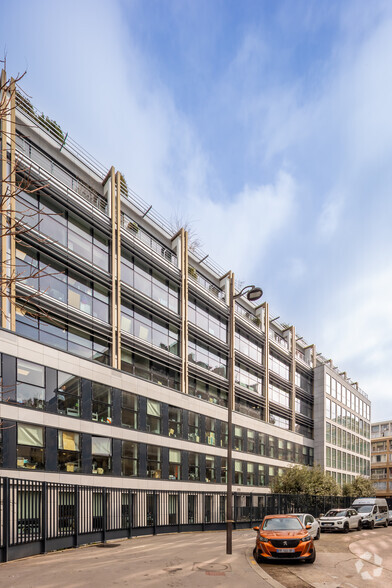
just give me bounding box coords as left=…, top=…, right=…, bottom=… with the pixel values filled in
left=0, top=70, right=371, bottom=493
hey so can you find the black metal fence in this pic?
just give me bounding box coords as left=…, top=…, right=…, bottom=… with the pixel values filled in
left=0, top=476, right=353, bottom=562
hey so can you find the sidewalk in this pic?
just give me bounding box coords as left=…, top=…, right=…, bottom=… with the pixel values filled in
left=0, top=529, right=283, bottom=588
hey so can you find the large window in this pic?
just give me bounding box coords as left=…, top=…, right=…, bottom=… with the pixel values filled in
left=235, top=329, right=262, bottom=363
left=121, top=391, right=138, bottom=429
left=235, top=363, right=262, bottom=395
left=147, top=446, right=161, bottom=478
left=147, top=400, right=161, bottom=434
left=17, top=424, right=44, bottom=470
left=270, top=413, right=290, bottom=430
left=188, top=338, right=227, bottom=377
left=121, top=301, right=179, bottom=355
left=188, top=453, right=200, bottom=480
left=221, top=457, right=227, bottom=483
left=121, top=251, right=179, bottom=313
left=16, top=304, right=110, bottom=365
left=92, top=437, right=112, bottom=474
left=234, top=426, right=243, bottom=451
left=188, top=377, right=228, bottom=407
left=168, top=407, right=182, bottom=438
left=169, top=449, right=181, bottom=480
left=220, top=422, right=228, bottom=448
left=269, top=383, right=290, bottom=408
left=188, top=412, right=200, bottom=442
left=205, top=418, right=216, bottom=446
left=16, top=359, right=45, bottom=410
left=188, top=297, right=227, bottom=342
left=247, top=430, right=256, bottom=453
left=269, top=353, right=290, bottom=380
left=234, top=461, right=243, bottom=484
left=92, top=383, right=112, bottom=424
left=122, top=441, right=138, bottom=476
left=15, top=192, right=109, bottom=271
left=206, top=456, right=216, bottom=483
left=246, top=463, right=255, bottom=486
left=57, top=372, right=81, bottom=417
left=121, top=349, right=180, bottom=390
left=58, top=430, right=80, bottom=472
left=295, top=396, right=313, bottom=418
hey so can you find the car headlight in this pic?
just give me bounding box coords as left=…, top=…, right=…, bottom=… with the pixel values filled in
left=259, top=535, right=269, bottom=543
left=301, top=535, right=312, bottom=542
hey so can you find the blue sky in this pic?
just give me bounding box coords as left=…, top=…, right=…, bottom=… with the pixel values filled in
left=1, top=0, right=392, bottom=421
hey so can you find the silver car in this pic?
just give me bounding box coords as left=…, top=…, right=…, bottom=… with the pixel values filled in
left=291, top=513, right=320, bottom=540
left=319, top=508, right=362, bottom=533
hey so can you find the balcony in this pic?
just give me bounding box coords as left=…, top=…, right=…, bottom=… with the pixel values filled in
left=15, top=134, right=107, bottom=214
left=121, top=213, right=178, bottom=268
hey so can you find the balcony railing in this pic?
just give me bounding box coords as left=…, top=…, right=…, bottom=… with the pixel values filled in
left=269, top=330, right=289, bottom=350
left=235, top=303, right=262, bottom=329
left=15, top=134, right=107, bottom=214
left=188, top=267, right=225, bottom=301
left=121, top=213, right=178, bottom=267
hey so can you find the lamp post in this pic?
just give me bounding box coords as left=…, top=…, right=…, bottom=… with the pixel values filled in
left=226, top=277, right=263, bottom=555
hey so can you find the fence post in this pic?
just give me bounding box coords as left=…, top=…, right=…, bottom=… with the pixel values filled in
left=3, top=478, right=10, bottom=563
left=153, top=492, right=157, bottom=535
left=102, top=489, right=107, bottom=544
left=202, top=494, right=205, bottom=532
left=42, top=482, right=47, bottom=554
left=128, top=490, right=133, bottom=539
left=177, top=493, right=181, bottom=533
left=249, top=493, right=252, bottom=528
left=74, top=485, right=79, bottom=548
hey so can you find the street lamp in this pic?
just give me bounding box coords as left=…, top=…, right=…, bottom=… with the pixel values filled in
left=226, top=278, right=263, bottom=555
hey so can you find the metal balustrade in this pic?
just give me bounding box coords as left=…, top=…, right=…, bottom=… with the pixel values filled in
left=0, top=476, right=354, bottom=562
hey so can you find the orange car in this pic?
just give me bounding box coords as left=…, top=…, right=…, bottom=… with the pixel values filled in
left=253, top=514, right=316, bottom=563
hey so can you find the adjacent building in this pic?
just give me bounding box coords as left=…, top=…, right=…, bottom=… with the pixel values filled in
left=0, top=70, right=371, bottom=497
left=371, top=420, right=392, bottom=502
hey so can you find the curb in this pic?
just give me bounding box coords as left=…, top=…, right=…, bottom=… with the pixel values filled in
left=246, top=547, right=286, bottom=588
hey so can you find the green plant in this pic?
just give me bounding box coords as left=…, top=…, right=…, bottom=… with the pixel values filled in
left=188, top=266, right=198, bottom=279
left=119, top=172, right=129, bottom=197
left=127, top=220, right=139, bottom=233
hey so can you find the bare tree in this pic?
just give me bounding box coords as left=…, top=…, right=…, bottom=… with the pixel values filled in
left=1, top=64, right=61, bottom=333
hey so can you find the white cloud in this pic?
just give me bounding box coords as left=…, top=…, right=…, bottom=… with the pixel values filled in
left=186, top=170, right=297, bottom=279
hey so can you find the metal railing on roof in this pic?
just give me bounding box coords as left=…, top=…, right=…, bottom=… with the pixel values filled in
left=15, top=134, right=107, bottom=214
left=121, top=212, right=178, bottom=267
left=16, top=89, right=108, bottom=179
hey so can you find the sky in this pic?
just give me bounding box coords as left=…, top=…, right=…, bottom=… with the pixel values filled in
left=1, top=0, right=392, bottom=421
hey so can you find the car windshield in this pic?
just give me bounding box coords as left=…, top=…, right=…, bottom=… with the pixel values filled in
left=292, top=514, right=304, bottom=521
left=262, top=517, right=303, bottom=531
left=325, top=510, right=346, bottom=518
left=355, top=505, right=372, bottom=513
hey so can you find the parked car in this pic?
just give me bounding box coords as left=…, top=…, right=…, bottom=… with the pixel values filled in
left=351, top=498, right=389, bottom=529
left=388, top=510, right=392, bottom=525
left=319, top=508, right=362, bottom=533
left=253, top=514, right=316, bottom=563
left=290, top=513, right=321, bottom=540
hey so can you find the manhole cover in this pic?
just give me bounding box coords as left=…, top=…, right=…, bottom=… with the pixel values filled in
left=95, top=543, right=121, bottom=548
left=194, top=563, right=231, bottom=572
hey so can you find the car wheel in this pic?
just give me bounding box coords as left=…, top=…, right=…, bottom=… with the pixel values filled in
left=306, top=548, right=316, bottom=564
left=357, top=520, right=362, bottom=531
left=254, top=548, right=262, bottom=563
left=384, top=520, right=388, bottom=528
left=370, top=520, right=375, bottom=530
left=343, top=522, right=349, bottom=533
left=315, top=528, right=320, bottom=540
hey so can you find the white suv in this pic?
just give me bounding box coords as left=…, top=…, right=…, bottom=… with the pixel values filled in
left=319, top=508, right=362, bottom=533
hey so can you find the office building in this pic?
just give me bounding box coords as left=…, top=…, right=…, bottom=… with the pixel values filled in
left=0, top=69, right=371, bottom=495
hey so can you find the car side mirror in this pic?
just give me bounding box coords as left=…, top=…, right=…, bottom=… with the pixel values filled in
left=306, top=524, right=312, bottom=530
left=253, top=526, right=259, bottom=532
